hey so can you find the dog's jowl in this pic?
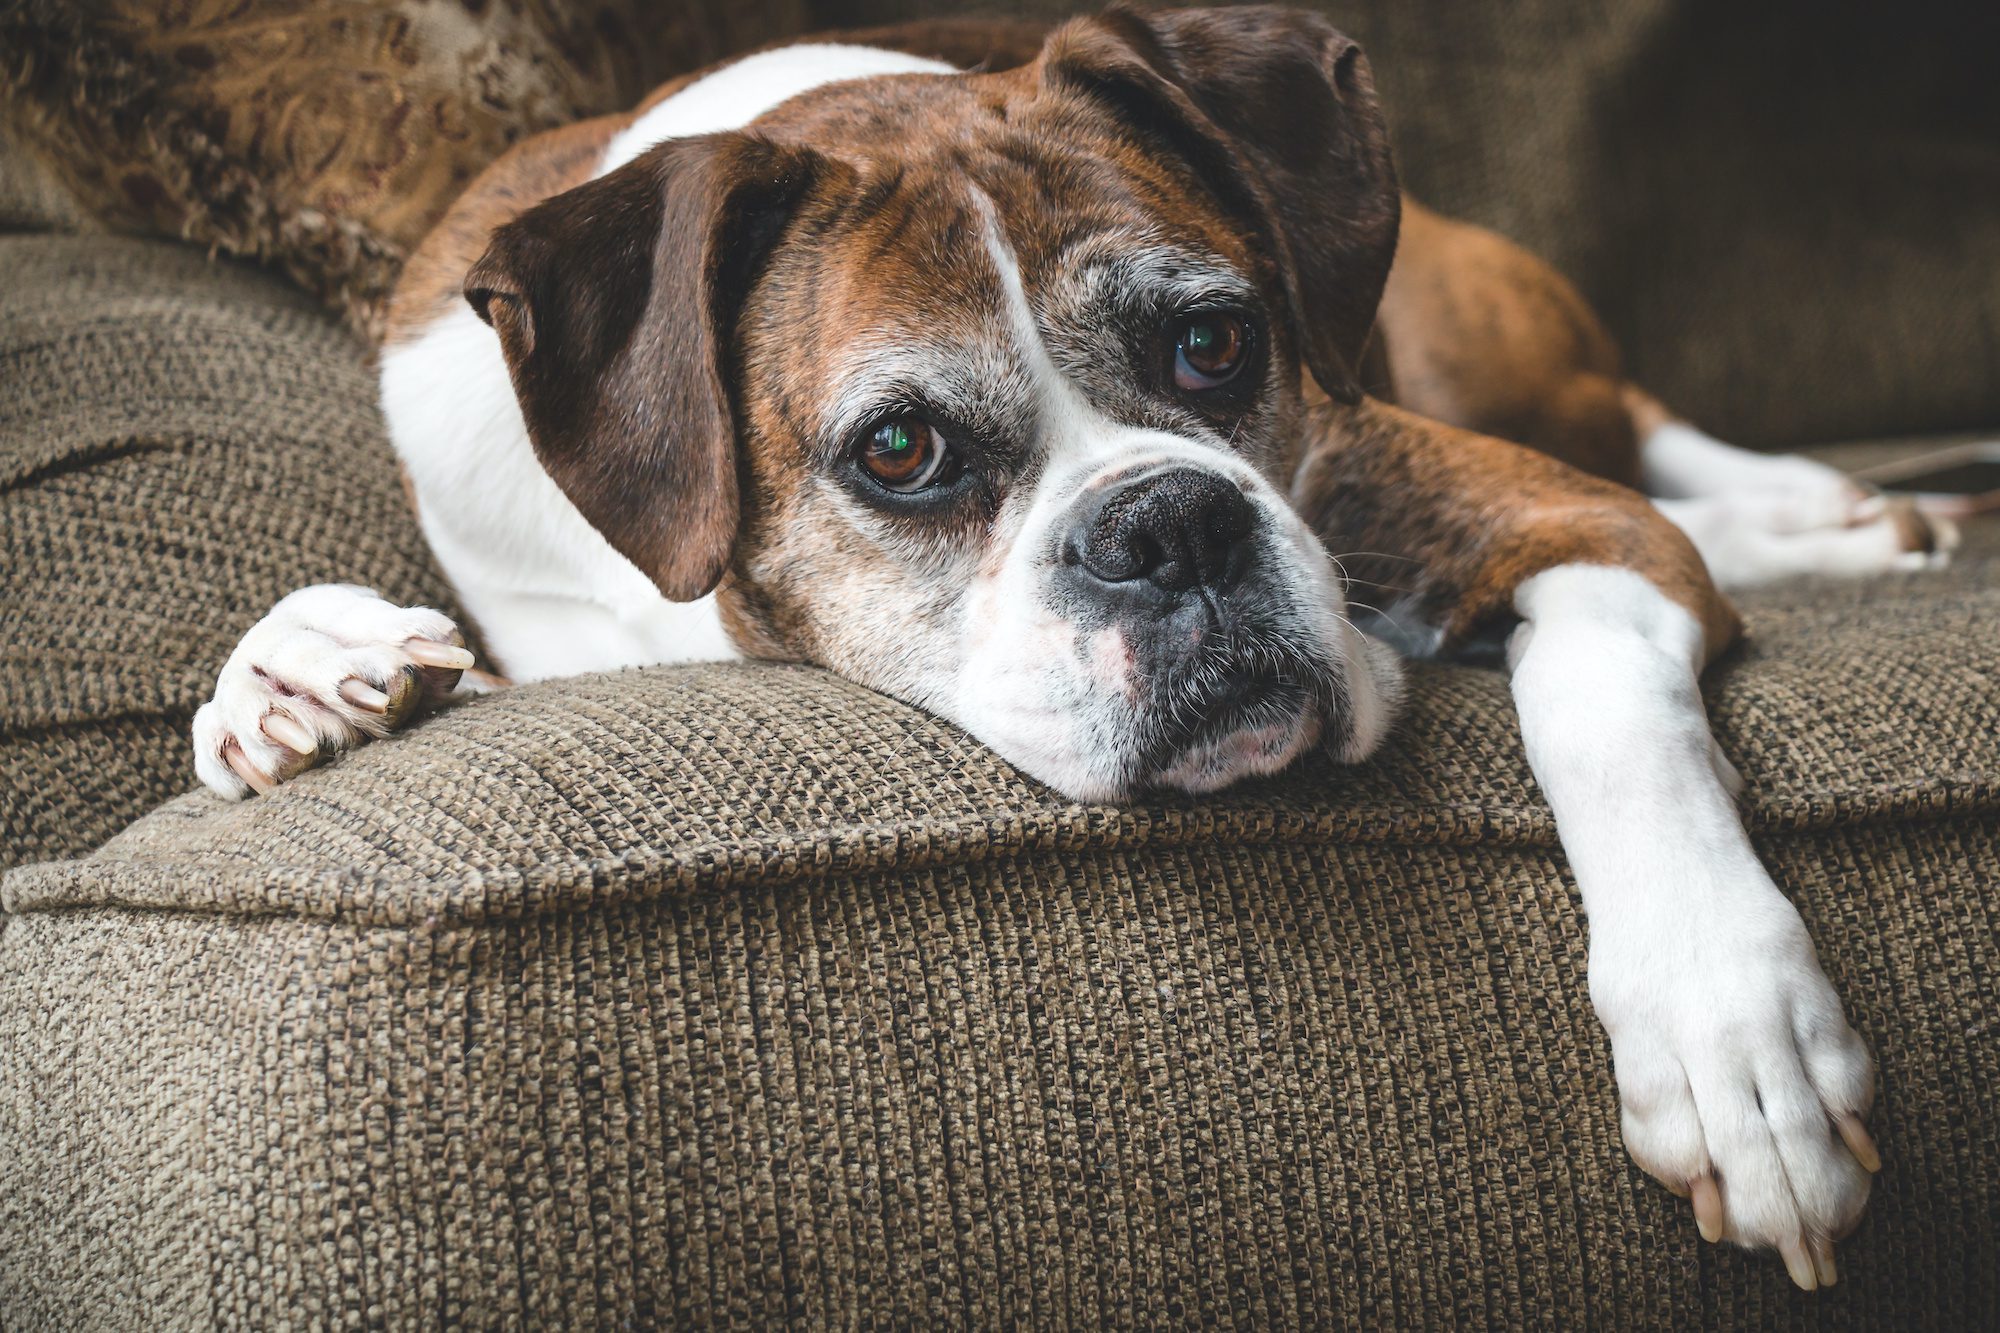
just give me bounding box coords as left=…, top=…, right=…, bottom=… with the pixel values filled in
left=196, top=5, right=1944, bottom=1290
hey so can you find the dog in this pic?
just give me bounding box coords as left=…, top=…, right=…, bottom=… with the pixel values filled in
left=192, top=6, right=1950, bottom=1289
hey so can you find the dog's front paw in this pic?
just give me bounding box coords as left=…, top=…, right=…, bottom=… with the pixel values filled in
left=192, top=584, right=473, bottom=799
left=1593, top=883, right=1879, bottom=1290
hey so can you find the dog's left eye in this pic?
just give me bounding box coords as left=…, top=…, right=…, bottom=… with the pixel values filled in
left=858, top=415, right=953, bottom=493
left=1171, top=311, right=1252, bottom=391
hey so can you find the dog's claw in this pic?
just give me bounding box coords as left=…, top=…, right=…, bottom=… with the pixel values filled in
left=1813, top=1236, right=1839, bottom=1287
left=262, top=712, right=318, bottom=755
left=406, top=639, right=475, bottom=670
left=1838, top=1113, right=1882, bottom=1173
left=1691, top=1175, right=1724, bottom=1243
left=224, top=743, right=274, bottom=795
left=1779, top=1235, right=1818, bottom=1291
left=339, top=679, right=392, bottom=713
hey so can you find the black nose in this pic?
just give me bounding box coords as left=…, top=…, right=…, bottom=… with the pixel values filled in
left=1067, top=466, right=1257, bottom=595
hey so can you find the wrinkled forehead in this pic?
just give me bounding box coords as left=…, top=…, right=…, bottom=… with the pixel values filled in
left=743, top=71, right=1268, bottom=437
left=818, top=218, right=1255, bottom=429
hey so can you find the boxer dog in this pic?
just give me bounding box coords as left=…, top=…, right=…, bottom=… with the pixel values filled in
left=194, top=6, right=1948, bottom=1289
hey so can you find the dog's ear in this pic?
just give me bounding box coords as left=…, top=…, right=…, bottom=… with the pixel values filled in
left=1044, top=5, right=1400, bottom=404
left=464, top=134, right=823, bottom=601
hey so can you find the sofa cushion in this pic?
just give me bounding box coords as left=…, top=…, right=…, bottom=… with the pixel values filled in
left=0, top=0, right=809, bottom=338
left=2, top=234, right=1998, bottom=1327
left=4, top=637, right=1997, bottom=1328
left=9, top=559, right=2000, bottom=906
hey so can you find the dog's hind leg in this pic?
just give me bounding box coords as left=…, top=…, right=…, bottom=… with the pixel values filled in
left=1626, top=387, right=1957, bottom=586
left=1375, top=201, right=1953, bottom=585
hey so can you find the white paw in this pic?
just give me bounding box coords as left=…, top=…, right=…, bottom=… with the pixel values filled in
left=192, top=584, right=473, bottom=799
left=1594, top=880, right=1879, bottom=1290
left=1655, top=489, right=1956, bottom=588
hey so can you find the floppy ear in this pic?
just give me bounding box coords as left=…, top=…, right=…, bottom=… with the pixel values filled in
left=1043, top=5, right=1400, bottom=404
left=464, top=134, right=822, bottom=601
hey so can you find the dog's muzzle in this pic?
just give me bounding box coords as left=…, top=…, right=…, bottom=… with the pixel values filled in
left=1053, top=464, right=1344, bottom=786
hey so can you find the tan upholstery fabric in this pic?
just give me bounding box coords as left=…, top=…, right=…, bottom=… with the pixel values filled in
left=3, top=235, right=1998, bottom=1326
left=0, top=236, right=471, bottom=869
left=0, top=0, right=810, bottom=338
left=4, top=793, right=1997, bottom=1327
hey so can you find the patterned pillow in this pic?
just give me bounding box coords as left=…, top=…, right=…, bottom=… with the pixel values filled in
left=0, top=0, right=809, bottom=341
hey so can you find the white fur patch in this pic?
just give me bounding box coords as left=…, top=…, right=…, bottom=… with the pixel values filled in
left=1653, top=493, right=1944, bottom=587
left=379, top=305, right=734, bottom=680
left=599, top=44, right=954, bottom=174
left=1640, top=421, right=1950, bottom=586
left=1641, top=420, right=1859, bottom=503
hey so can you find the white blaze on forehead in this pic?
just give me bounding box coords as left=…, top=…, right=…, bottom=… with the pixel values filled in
left=965, top=189, right=1216, bottom=500
left=969, top=189, right=1095, bottom=431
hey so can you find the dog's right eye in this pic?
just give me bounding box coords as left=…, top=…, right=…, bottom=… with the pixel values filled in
left=858, top=416, right=953, bottom=493
left=1170, top=310, right=1253, bottom=392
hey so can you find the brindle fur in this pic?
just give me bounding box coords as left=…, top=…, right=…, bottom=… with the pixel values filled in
left=391, top=5, right=1741, bottom=682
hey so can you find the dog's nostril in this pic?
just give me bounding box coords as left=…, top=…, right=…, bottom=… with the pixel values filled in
left=1082, top=528, right=1159, bottom=583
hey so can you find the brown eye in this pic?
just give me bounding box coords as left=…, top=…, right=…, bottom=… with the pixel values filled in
left=1172, top=311, right=1251, bottom=391
left=860, top=415, right=951, bottom=493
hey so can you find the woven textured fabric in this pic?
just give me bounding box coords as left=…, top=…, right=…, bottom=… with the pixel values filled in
left=2, top=695, right=1997, bottom=1326
left=2, top=234, right=1998, bottom=1326
left=816, top=0, right=2000, bottom=449
left=0, top=235, right=470, bottom=869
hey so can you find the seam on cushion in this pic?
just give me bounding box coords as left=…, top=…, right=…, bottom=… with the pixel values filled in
left=0, top=707, right=194, bottom=738
left=4, top=777, right=1994, bottom=928
left=0, top=700, right=196, bottom=736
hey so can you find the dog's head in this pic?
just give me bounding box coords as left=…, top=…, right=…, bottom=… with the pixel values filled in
left=465, top=4, right=1403, bottom=801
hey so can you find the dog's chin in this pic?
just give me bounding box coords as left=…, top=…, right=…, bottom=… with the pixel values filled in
left=1086, top=629, right=1403, bottom=802
left=1146, top=691, right=1325, bottom=795
left=957, top=613, right=1404, bottom=806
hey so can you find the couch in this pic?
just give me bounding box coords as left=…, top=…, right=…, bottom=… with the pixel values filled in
left=3, top=1, right=1997, bottom=1326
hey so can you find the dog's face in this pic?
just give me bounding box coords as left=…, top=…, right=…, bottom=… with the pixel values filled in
left=468, top=5, right=1405, bottom=801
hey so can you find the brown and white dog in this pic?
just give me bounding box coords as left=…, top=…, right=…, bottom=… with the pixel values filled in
left=193, top=7, right=1949, bottom=1288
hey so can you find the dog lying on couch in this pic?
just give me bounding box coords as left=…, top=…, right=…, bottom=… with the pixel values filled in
left=188, top=5, right=1951, bottom=1289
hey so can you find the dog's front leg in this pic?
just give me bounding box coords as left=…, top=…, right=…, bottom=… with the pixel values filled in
left=1505, top=563, right=1876, bottom=1289
left=192, top=584, right=479, bottom=799
left=1295, top=398, right=1879, bottom=1288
